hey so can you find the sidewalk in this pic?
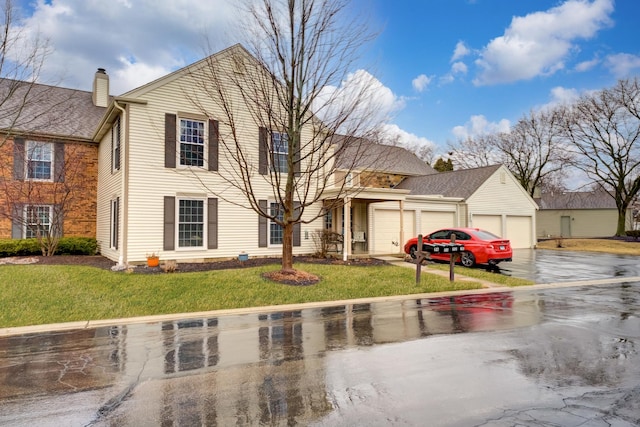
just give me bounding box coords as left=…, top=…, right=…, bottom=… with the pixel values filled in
left=375, top=255, right=504, bottom=288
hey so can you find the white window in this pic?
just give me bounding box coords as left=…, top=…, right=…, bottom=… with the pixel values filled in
left=271, top=132, right=288, bottom=173
left=345, top=172, right=353, bottom=187
left=179, top=119, right=205, bottom=167
left=25, top=205, right=52, bottom=238
left=269, top=202, right=284, bottom=245
left=112, top=117, right=121, bottom=172
left=178, top=199, right=204, bottom=248
left=110, top=198, right=119, bottom=249
left=26, top=141, right=53, bottom=180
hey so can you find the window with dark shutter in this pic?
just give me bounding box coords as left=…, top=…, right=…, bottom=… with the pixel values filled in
left=208, top=120, right=219, bottom=172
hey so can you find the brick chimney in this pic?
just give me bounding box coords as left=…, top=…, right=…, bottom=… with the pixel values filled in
left=92, top=68, right=109, bottom=107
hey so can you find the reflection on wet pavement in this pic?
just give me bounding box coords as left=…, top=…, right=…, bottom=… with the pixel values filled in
left=0, top=284, right=639, bottom=426
left=503, top=248, right=640, bottom=283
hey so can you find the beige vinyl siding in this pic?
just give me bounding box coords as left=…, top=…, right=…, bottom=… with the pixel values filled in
left=96, top=123, right=123, bottom=262
left=537, top=209, right=630, bottom=238
left=466, top=166, right=537, bottom=248
left=121, top=55, right=319, bottom=263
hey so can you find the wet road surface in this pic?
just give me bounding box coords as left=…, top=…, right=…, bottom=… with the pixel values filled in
left=1, top=281, right=639, bottom=426
left=499, top=248, right=640, bottom=284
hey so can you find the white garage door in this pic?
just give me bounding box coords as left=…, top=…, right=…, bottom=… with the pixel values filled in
left=420, top=211, right=456, bottom=234
left=373, top=209, right=414, bottom=254
left=506, top=216, right=533, bottom=248
left=472, top=215, right=503, bottom=237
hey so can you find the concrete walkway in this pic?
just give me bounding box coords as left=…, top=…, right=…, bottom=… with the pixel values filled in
left=374, top=255, right=503, bottom=288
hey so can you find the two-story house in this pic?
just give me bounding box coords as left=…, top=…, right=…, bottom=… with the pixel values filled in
left=0, top=44, right=538, bottom=265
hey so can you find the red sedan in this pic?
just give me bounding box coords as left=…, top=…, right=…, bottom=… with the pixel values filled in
left=404, top=227, right=512, bottom=267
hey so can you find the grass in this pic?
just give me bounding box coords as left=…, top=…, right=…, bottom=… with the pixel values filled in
left=427, top=263, right=533, bottom=287
left=0, top=262, right=485, bottom=328
left=537, top=238, right=640, bottom=256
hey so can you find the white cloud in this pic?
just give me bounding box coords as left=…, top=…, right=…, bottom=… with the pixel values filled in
left=451, top=41, right=470, bottom=62
left=451, top=62, right=468, bottom=75
left=439, top=74, right=455, bottom=85
left=412, top=74, right=433, bottom=92
left=574, top=57, right=600, bottom=72
left=549, top=86, right=580, bottom=105
left=474, top=0, right=614, bottom=85
left=15, top=0, right=238, bottom=93
left=452, top=115, right=511, bottom=140
left=314, top=69, right=405, bottom=132
left=605, top=53, right=640, bottom=78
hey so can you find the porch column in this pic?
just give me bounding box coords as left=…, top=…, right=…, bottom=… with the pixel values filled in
left=399, top=200, right=404, bottom=253
left=343, top=198, right=351, bottom=261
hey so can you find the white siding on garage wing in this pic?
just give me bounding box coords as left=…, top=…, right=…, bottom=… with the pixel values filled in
left=466, top=166, right=537, bottom=249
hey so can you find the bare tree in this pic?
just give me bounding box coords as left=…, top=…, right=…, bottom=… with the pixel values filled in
left=563, top=77, right=640, bottom=236
left=497, top=108, right=573, bottom=197
left=187, top=0, right=385, bottom=274
left=0, top=0, right=53, bottom=147
left=448, top=108, right=573, bottom=196
left=447, top=133, right=502, bottom=169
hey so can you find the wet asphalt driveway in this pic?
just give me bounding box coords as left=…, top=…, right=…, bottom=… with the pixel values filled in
left=498, top=248, right=640, bottom=284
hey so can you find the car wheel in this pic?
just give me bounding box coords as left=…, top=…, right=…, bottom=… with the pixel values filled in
left=460, top=251, right=475, bottom=267
left=409, top=245, right=418, bottom=259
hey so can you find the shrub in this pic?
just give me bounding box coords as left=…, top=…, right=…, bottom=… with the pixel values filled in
left=0, top=237, right=98, bottom=257
left=625, top=230, right=640, bottom=240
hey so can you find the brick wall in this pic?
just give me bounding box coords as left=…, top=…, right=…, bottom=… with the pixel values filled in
left=0, top=137, right=98, bottom=239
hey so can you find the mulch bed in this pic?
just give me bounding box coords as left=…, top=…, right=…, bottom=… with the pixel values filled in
left=11, top=255, right=388, bottom=277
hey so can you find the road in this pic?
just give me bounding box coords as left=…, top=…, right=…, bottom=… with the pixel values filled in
left=1, top=281, right=639, bottom=426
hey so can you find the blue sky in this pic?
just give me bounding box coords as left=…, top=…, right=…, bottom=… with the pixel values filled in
left=12, top=0, right=640, bottom=157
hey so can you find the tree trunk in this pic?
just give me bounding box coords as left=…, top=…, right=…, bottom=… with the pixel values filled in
left=281, top=221, right=294, bottom=272
left=616, top=210, right=627, bottom=236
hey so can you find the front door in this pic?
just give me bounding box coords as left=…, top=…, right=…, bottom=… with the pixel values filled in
left=560, top=216, right=571, bottom=237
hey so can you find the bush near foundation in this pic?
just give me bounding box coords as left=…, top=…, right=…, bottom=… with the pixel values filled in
left=0, top=237, right=98, bottom=257
left=625, top=230, right=640, bottom=240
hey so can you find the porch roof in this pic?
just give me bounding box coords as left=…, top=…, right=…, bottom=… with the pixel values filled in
left=320, top=187, right=410, bottom=202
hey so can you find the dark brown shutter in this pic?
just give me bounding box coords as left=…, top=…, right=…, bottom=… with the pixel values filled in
left=11, top=204, right=23, bottom=238
left=207, top=198, right=218, bottom=249
left=293, top=201, right=301, bottom=247
left=165, top=113, right=177, bottom=168
left=208, top=119, right=219, bottom=171
left=54, top=143, right=65, bottom=182
left=258, top=127, right=268, bottom=175
left=163, top=196, right=175, bottom=250
left=13, top=138, right=25, bottom=180
left=258, top=199, right=267, bottom=247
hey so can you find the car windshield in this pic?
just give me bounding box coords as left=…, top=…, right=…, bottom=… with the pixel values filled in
left=472, top=229, right=502, bottom=241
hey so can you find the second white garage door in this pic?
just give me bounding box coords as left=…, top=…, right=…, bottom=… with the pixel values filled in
left=420, top=211, right=456, bottom=234
left=373, top=209, right=415, bottom=254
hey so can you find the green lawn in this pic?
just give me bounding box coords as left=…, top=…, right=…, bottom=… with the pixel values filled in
left=0, top=262, right=520, bottom=328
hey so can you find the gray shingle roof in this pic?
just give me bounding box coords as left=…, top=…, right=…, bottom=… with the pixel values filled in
left=536, top=191, right=616, bottom=209
left=333, top=136, right=436, bottom=176
left=396, top=164, right=502, bottom=198
left=0, top=78, right=106, bottom=140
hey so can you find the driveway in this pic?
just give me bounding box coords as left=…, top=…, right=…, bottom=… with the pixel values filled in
left=497, top=248, right=640, bottom=284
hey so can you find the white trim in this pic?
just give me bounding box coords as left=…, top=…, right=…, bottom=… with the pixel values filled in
left=175, top=197, right=207, bottom=250
left=24, top=204, right=53, bottom=238
left=25, top=140, right=54, bottom=182
left=177, top=117, right=208, bottom=169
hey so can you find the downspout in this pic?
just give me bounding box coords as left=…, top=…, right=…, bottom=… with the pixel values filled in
left=113, top=100, right=128, bottom=265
